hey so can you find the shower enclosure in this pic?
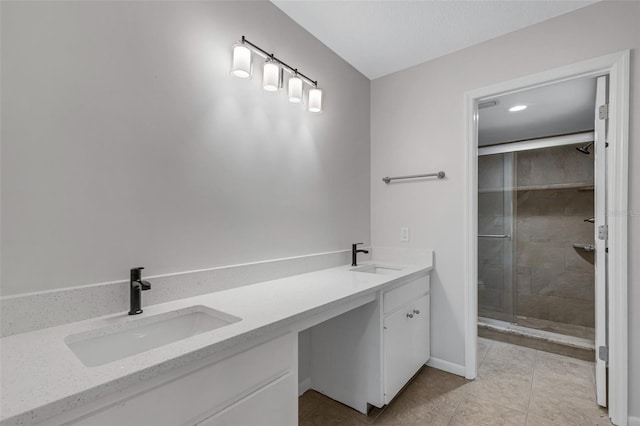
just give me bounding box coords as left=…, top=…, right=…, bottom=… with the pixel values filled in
left=477, top=141, right=596, bottom=341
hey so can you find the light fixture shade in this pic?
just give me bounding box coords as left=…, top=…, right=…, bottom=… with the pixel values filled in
left=263, top=61, right=280, bottom=92
left=308, top=88, right=322, bottom=112
left=231, top=44, right=252, bottom=79
left=288, top=76, right=303, bottom=103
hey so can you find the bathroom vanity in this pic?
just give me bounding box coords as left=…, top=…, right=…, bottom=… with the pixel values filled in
left=0, top=257, right=432, bottom=426
left=309, top=273, right=430, bottom=413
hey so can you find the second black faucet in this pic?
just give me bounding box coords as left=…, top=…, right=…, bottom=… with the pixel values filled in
left=351, top=243, right=369, bottom=267
left=129, top=267, right=152, bottom=315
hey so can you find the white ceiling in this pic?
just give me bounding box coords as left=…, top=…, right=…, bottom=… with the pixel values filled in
left=478, top=76, right=597, bottom=146
left=271, top=0, right=596, bottom=80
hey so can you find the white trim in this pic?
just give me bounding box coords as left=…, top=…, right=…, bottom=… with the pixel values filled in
left=298, top=377, right=311, bottom=396
left=628, top=416, right=640, bottom=426
left=478, top=131, right=594, bottom=156
left=426, top=357, right=466, bottom=377
left=605, top=50, right=630, bottom=426
left=464, top=50, right=629, bottom=425
left=464, top=89, right=478, bottom=380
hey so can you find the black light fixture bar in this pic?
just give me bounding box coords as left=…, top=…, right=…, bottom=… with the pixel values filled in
left=240, top=36, right=318, bottom=88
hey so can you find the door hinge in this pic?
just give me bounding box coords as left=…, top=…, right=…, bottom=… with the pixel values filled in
left=599, top=104, right=609, bottom=119
left=598, top=225, right=608, bottom=241
left=599, top=346, right=608, bottom=362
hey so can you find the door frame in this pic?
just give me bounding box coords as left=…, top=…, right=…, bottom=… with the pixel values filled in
left=463, top=51, right=630, bottom=425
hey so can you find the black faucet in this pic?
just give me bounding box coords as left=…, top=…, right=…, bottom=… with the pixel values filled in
left=351, top=243, right=369, bottom=267
left=129, top=267, right=152, bottom=315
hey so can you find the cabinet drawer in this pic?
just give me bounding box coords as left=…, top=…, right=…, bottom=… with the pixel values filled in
left=383, top=275, right=429, bottom=315
left=67, top=333, right=295, bottom=426
left=198, top=373, right=297, bottom=426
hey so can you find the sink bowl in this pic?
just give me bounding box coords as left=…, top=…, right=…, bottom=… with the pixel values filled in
left=65, top=306, right=241, bottom=367
left=350, top=264, right=403, bottom=275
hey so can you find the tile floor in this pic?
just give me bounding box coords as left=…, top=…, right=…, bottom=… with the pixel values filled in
left=299, top=337, right=611, bottom=425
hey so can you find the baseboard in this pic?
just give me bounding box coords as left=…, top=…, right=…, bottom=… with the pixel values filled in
left=628, top=415, right=640, bottom=426
left=298, top=377, right=311, bottom=396
left=426, top=357, right=466, bottom=377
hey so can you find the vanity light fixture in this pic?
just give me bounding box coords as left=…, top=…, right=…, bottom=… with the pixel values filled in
left=288, top=74, right=303, bottom=103
left=263, top=58, right=281, bottom=92
left=308, top=88, right=323, bottom=113
left=509, top=105, right=527, bottom=112
left=231, top=36, right=322, bottom=112
left=231, top=44, right=252, bottom=79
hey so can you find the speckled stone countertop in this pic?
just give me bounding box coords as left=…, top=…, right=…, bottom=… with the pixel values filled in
left=0, top=258, right=432, bottom=425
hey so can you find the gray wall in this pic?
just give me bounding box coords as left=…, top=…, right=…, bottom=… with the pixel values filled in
left=515, top=145, right=595, bottom=330
left=370, top=1, right=639, bottom=418
left=0, top=1, right=371, bottom=295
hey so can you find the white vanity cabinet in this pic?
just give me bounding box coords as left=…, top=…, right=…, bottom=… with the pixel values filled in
left=46, top=333, right=297, bottom=426
left=383, top=291, right=430, bottom=403
left=308, top=273, right=430, bottom=413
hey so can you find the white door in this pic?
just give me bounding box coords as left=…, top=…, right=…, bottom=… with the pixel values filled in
left=594, top=75, right=608, bottom=407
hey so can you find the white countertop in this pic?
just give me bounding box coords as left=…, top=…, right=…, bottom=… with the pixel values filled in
left=0, top=259, right=432, bottom=425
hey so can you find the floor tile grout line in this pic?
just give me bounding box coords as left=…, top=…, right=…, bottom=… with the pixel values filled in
left=473, top=339, right=539, bottom=415
left=478, top=337, right=492, bottom=367
left=464, top=389, right=529, bottom=416
left=526, top=349, right=539, bottom=416
left=445, top=389, right=467, bottom=426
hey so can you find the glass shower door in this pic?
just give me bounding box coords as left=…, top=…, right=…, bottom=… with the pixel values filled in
left=478, top=153, right=515, bottom=323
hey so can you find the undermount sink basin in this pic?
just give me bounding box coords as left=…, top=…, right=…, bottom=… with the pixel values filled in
left=350, top=264, right=404, bottom=275
left=65, top=306, right=241, bottom=367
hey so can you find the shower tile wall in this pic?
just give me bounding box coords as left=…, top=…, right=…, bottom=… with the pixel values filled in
left=515, top=145, right=595, bottom=329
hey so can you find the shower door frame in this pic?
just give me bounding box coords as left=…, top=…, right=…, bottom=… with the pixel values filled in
left=463, top=51, right=630, bottom=426
left=476, top=134, right=597, bottom=331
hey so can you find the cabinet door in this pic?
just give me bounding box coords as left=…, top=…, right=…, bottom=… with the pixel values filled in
left=198, top=373, right=296, bottom=426
left=383, top=294, right=430, bottom=404
left=410, top=294, right=430, bottom=367
left=383, top=306, right=416, bottom=403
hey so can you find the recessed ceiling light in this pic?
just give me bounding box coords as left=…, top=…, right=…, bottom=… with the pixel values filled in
left=509, top=105, right=527, bottom=112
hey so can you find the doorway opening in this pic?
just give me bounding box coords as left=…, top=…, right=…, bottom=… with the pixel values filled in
left=477, top=76, right=599, bottom=352
left=463, top=51, right=629, bottom=426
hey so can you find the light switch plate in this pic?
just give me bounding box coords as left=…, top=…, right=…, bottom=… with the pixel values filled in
left=400, top=227, right=409, bottom=242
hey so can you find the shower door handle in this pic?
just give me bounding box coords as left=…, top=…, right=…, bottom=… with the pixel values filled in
left=478, top=234, right=511, bottom=239
left=572, top=243, right=596, bottom=252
